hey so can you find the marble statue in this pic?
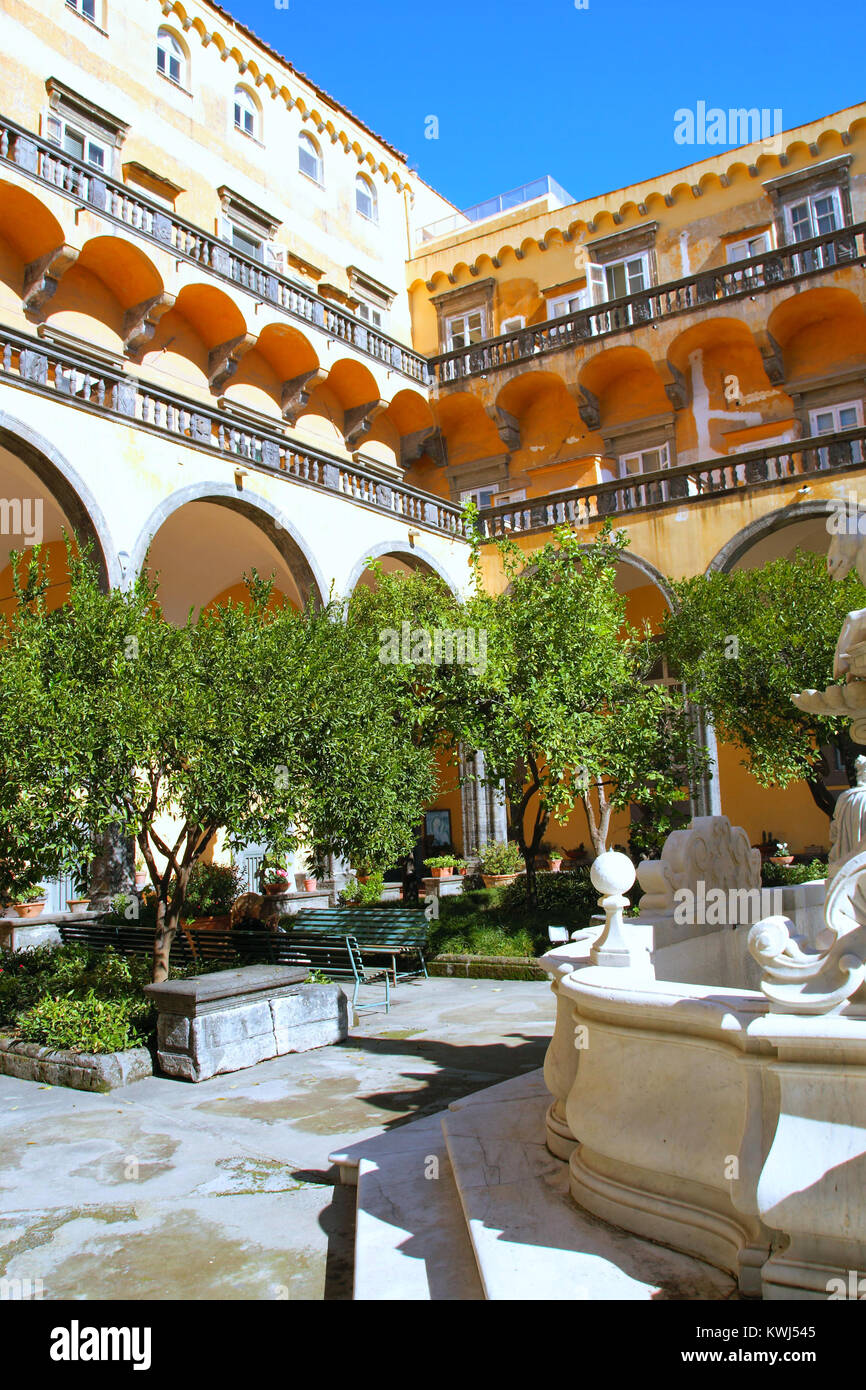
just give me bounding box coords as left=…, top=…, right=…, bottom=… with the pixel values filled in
left=828, top=755, right=866, bottom=882
left=793, top=515, right=866, bottom=740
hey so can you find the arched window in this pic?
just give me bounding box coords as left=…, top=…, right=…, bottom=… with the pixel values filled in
left=298, top=131, right=323, bottom=184
left=234, top=86, right=259, bottom=139
left=355, top=172, right=377, bottom=222
left=156, top=29, right=186, bottom=86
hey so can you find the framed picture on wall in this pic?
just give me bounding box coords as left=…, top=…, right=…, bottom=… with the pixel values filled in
left=424, top=808, right=452, bottom=850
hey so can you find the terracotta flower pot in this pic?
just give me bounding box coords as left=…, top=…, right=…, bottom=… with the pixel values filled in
left=303, top=877, right=318, bottom=891
left=770, top=856, right=794, bottom=867
left=134, top=872, right=148, bottom=890
left=356, top=874, right=370, bottom=885
left=430, top=866, right=454, bottom=879
left=481, top=873, right=520, bottom=888
left=189, top=915, right=230, bottom=931
left=13, top=902, right=45, bottom=918
left=549, top=859, right=563, bottom=873
left=265, top=882, right=287, bottom=896
left=66, top=898, right=90, bottom=913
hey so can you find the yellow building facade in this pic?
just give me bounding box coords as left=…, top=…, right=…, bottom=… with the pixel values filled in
left=0, top=0, right=864, bottom=882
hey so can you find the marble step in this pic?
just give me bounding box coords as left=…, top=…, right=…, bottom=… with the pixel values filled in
left=329, top=1110, right=483, bottom=1301
left=442, top=1069, right=739, bottom=1301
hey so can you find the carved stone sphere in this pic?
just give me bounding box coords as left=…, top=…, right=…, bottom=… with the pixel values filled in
left=590, top=850, right=636, bottom=898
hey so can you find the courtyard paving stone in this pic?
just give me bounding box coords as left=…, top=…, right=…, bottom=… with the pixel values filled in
left=0, top=977, right=553, bottom=1300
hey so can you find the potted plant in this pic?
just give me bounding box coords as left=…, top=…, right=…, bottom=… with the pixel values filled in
left=547, top=847, right=567, bottom=873
left=339, top=871, right=385, bottom=905
left=477, top=840, right=525, bottom=888
left=13, top=882, right=48, bottom=918
left=134, top=851, right=148, bottom=892
left=66, top=859, right=91, bottom=912
left=303, top=847, right=327, bottom=893
left=770, top=841, right=794, bottom=867
left=183, top=862, right=245, bottom=927
left=262, top=864, right=291, bottom=896
left=424, top=854, right=464, bottom=879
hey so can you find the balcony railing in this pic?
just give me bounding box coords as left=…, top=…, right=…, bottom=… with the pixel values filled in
left=0, top=326, right=466, bottom=539
left=431, top=223, right=866, bottom=385
left=477, top=428, right=866, bottom=538
left=0, top=115, right=430, bottom=385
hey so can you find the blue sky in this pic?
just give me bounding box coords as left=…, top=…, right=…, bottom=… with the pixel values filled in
left=233, top=0, right=863, bottom=210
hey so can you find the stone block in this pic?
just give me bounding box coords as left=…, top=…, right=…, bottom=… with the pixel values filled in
left=12, top=135, right=39, bottom=173
left=0, top=1036, right=151, bottom=1091
left=146, top=966, right=346, bottom=1081
left=19, top=350, right=48, bottom=385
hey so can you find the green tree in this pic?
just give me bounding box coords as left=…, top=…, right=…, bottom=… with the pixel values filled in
left=459, top=521, right=705, bottom=901
left=0, top=545, right=437, bottom=980
left=660, top=549, right=866, bottom=817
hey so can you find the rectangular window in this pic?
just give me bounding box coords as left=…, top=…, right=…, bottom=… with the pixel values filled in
left=786, top=189, right=843, bottom=272
left=357, top=300, right=384, bottom=331
left=461, top=487, right=525, bottom=509
left=618, top=444, right=671, bottom=507
left=619, top=444, right=669, bottom=477
left=547, top=293, right=585, bottom=319
left=446, top=309, right=485, bottom=351
left=499, top=315, right=524, bottom=334
left=67, top=0, right=97, bottom=20
left=810, top=400, right=863, bottom=467
left=726, top=232, right=772, bottom=263
left=45, top=114, right=107, bottom=170
left=230, top=225, right=264, bottom=261
left=605, top=254, right=648, bottom=300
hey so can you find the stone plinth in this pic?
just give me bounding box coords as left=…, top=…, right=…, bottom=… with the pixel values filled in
left=145, top=965, right=348, bottom=1082
left=422, top=875, right=464, bottom=900
left=268, top=889, right=332, bottom=913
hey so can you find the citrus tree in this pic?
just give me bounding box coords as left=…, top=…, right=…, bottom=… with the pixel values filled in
left=661, top=550, right=866, bottom=817
left=0, top=545, right=437, bottom=980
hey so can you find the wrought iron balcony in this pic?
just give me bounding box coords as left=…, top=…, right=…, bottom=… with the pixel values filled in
left=477, top=428, right=866, bottom=539
left=0, top=325, right=466, bottom=539
left=0, top=115, right=430, bottom=385
left=431, top=224, right=866, bottom=385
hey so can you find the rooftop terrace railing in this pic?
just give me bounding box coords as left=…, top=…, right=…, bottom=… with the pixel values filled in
left=430, top=223, right=866, bottom=384
left=418, top=176, right=576, bottom=243
left=477, top=428, right=866, bottom=538
left=0, top=115, right=430, bottom=385
left=0, top=325, right=466, bottom=539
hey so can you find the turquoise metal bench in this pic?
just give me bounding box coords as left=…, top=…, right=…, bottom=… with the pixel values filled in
left=293, top=908, right=429, bottom=985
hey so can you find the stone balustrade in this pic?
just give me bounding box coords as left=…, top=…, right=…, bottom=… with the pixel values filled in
left=0, top=325, right=467, bottom=540
left=431, top=222, right=866, bottom=384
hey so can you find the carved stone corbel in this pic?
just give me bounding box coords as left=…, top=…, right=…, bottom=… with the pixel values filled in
left=400, top=425, right=447, bottom=469
left=577, top=387, right=601, bottom=432
left=754, top=330, right=786, bottom=386
left=207, top=333, right=257, bottom=393
left=657, top=359, right=688, bottom=410
left=488, top=406, right=520, bottom=453
left=22, top=244, right=79, bottom=320
left=280, top=367, right=327, bottom=424
left=344, top=398, right=387, bottom=448
left=123, top=292, right=176, bottom=360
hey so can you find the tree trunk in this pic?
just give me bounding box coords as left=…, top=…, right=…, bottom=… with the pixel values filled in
left=805, top=775, right=838, bottom=819
left=152, top=898, right=174, bottom=984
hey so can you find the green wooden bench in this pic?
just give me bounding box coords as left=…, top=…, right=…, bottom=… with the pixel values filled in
left=58, top=921, right=390, bottom=1013
left=293, top=908, right=429, bottom=985
left=58, top=921, right=195, bottom=964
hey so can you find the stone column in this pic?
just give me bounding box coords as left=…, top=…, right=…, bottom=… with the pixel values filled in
left=88, top=829, right=135, bottom=910
left=459, top=746, right=509, bottom=854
